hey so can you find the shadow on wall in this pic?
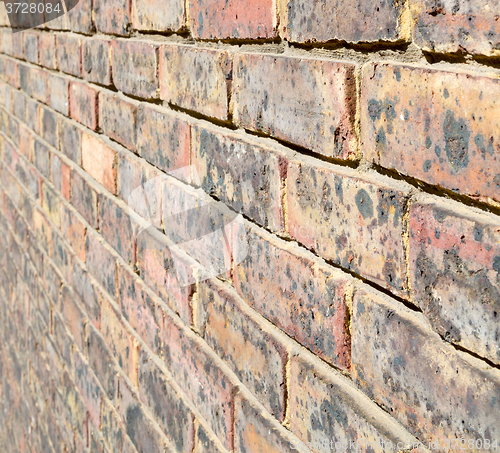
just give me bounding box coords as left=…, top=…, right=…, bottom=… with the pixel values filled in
left=1, top=0, right=80, bottom=31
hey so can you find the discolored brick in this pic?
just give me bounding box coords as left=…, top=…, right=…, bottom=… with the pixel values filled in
left=56, top=33, right=82, bottom=76
left=81, top=133, right=117, bottom=193
left=132, top=0, right=185, bottom=32
left=94, top=0, right=131, bottom=35
left=82, top=38, right=112, bottom=86
left=99, top=92, right=138, bottom=151
left=69, top=81, right=98, bottom=130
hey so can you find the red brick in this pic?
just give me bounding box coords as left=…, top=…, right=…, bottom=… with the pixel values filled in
left=409, top=196, right=500, bottom=365
left=69, top=81, right=98, bottom=130
left=136, top=104, right=190, bottom=173
left=60, top=119, right=82, bottom=164
left=196, top=278, right=287, bottom=419
left=48, top=73, right=69, bottom=116
left=99, top=92, right=138, bottom=150
left=23, top=32, right=39, bottom=64
left=85, top=231, right=117, bottom=298
left=56, top=33, right=82, bottom=76
left=81, top=134, right=117, bottom=193
left=412, top=0, right=500, bottom=55
left=159, top=45, right=231, bottom=120
left=94, top=0, right=131, bottom=35
left=162, top=318, right=235, bottom=449
left=40, top=106, right=59, bottom=148
left=73, top=349, right=102, bottom=428
left=112, top=40, right=158, bottom=99
left=287, top=156, right=409, bottom=295
left=132, top=0, right=185, bottom=32
left=192, top=124, right=286, bottom=231
left=41, top=182, right=61, bottom=227
left=233, top=53, right=357, bottom=159
left=361, top=63, right=500, bottom=205
left=60, top=203, right=86, bottom=261
left=138, top=351, right=195, bottom=452
left=118, top=266, right=162, bottom=356
left=39, top=33, right=57, bottom=70
left=70, top=169, right=99, bottom=228
left=60, top=285, right=86, bottom=351
left=65, top=0, right=93, bottom=34
left=290, top=354, right=421, bottom=452
left=82, top=38, right=112, bottom=86
left=72, top=262, right=101, bottom=327
left=50, top=154, right=71, bottom=201
left=30, top=67, right=50, bottom=104
left=233, top=224, right=352, bottom=369
left=283, top=0, right=404, bottom=43
left=352, top=286, right=500, bottom=449
left=234, top=393, right=310, bottom=453
left=189, top=0, right=276, bottom=39
left=33, top=139, right=51, bottom=179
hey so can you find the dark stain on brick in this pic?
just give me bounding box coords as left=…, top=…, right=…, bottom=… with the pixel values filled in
left=443, top=110, right=470, bottom=172
left=368, top=99, right=383, bottom=121
left=355, top=189, right=373, bottom=219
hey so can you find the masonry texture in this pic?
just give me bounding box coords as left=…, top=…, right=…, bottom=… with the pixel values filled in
left=0, top=0, right=499, bottom=452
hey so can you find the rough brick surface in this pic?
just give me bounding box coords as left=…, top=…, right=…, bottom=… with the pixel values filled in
left=94, top=0, right=131, bottom=35
left=56, top=33, right=82, bottom=76
left=99, top=92, right=138, bottom=150
left=69, top=81, right=98, bottom=130
left=362, top=63, right=500, bottom=204
left=159, top=45, right=232, bottom=120
left=132, top=0, right=185, bottom=32
left=82, top=134, right=117, bottom=193
left=82, top=38, right=112, bottom=86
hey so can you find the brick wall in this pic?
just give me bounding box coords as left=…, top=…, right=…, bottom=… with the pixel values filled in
left=0, top=1, right=499, bottom=452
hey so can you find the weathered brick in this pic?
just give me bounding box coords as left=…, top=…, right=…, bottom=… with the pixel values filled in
left=60, top=119, right=82, bottom=164
left=233, top=224, right=352, bottom=369
left=196, top=278, right=287, bottom=419
left=50, top=154, right=71, bottom=201
left=65, top=0, right=93, bottom=34
left=287, top=156, right=409, bottom=295
left=101, top=399, right=129, bottom=452
left=48, top=73, right=69, bottom=116
left=138, top=351, right=195, bottom=452
left=361, top=63, right=500, bottom=204
left=82, top=38, right=112, bottom=86
left=352, top=286, right=500, bottom=449
left=81, top=134, right=117, bottom=193
left=193, top=423, right=228, bottom=453
left=94, top=0, right=131, bottom=35
left=69, top=82, right=98, bottom=130
left=290, top=354, right=422, bottom=453
left=234, top=393, right=310, bottom=453
left=23, top=32, right=39, bottom=64
left=112, top=40, right=158, bottom=99
left=72, top=262, right=100, bottom=327
left=33, top=139, right=51, bottom=179
left=411, top=0, right=500, bottom=56
left=4, top=59, right=17, bottom=88
left=60, top=203, right=86, bottom=261
left=159, top=45, right=231, bottom=120
left=70, top=169, right=99, bottom=228
left=189, top=0, right=276, bottom=39
left=39, top=33, right=57, bottom=70
left=60, top=285, right=86, bottom=351
left=40, top=106, right=59, bottom=148
left=25, top=97, right=40, bottom=135
left=283, top=0, right=404, bottom=43
left=73, top=350, right=102, bottom=428
left=86, top=232, right=117, bottom=298
left=56, top=33, right=82, bottom=76
left=162, top=319, right=234, bottom=450
left=192, top=124, right=286, bottom=231
left=409, top=196, right=500, bottom=365
left=41, top=182, right=61, bottom=227
left=132, top=0, right=185, bottom=32
left=30, top=67, right=49, bottom=104
left=99, top=92, right=138, bottom=150
left=136, top=104, right=190, bottom=173
left=233, top=54, right=357, bottom=159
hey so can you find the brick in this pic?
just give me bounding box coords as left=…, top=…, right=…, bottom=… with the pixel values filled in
left=409, top=196, right=500, bottom=365
left=192, top=124, right=286, bottom=231
left=196, top=278, right=287, bottom=419
left=193, top=423, right=228, bottom=453
left=112, top=40, right=158, bottom=99
left=233, top=224, right=352, bottom=369
left=283, top=0, right=404, bottom=43
left=56, top=33, right=82, bottom=76
left=118, top=377, right=172, bottom=453
left=82, top=38, right=112, bottom=86
left=73, top=350, right=102, bottom=428
left=81, top=134, right=117, bottom=193
left=39, top=33, right=57, bottom=70
left=233, top=54, right=357, bottom=159
left=159, top=45, right=231, bottom=120
left=60, top=285, right=86, bottom=351
left=11, top=32, right=23, bottom=59
left=234, top=393, right=310, bottom=453
left=60, top=119, right=82, bottom=164
left=40, top=107, right=59, bottom=148
left=23, top=32, right=39, bottom=64
left=98, top=193, right=135, bottom=264
left=138, top=351, right=195, bottom=452
left=48, top=74, right=69, bottom=116
left=65, top=0, right=93, bottom=34
left=85, top=232, right=117, bottom=298
left=412, top=0, right=500, bottom=56
left=94, top=0, right=131, bottom=35
left=1, top=29, right=13, bottom=55
left=12, top=92, right=26, bottom=122
left=30, top=68, right=49, bottom=104
left=69, top=82, right=98, bottom=130
left=290, top=354, right=421, bottom=453
left=101, top=399, right=129, bottom=452
left=162, top=319, right=234, bottom=449
left=132, top=0, right=185, bottom=32
left=70, top=169, right=98, bottom=228
left=50, top=154, right=71, bottom=201
left=189, top=0, right=276, bottom=39
left=99, top=92, right=138, bottom=150
left=72, top=263, right=100, bottom=327
left=118, top=266, right=162, bottom=356
left=4, top=59, right=17, bottom=88
left=136, top=104, right=190, bottom=173
left=352, top=286, right=500, bottom=448
left=25, top=98, right=40, bottom=135
left=33, top=139, right=51, bottom=179
left=361, top=63, right=500, bottom=204
left=41, top=182, right=61, bottom=227
left=287, top=156, right=409, bottom=295
left=50, top=229, right=74, bottom=284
